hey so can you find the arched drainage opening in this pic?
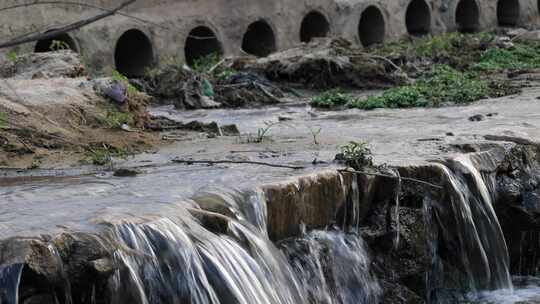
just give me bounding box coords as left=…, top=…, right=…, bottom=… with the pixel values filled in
left=114, top=29, right=154, bottom=77
left=455, top=0, right=480, bottom=33
left=497, top=0, right=520, bottom=27
left=358, top=6, right=385, bottom=47
left=300, top=11, right=331, bottom=43
left=406, top=0, right=431, bottom=36
left=34, top=33, right=78, bottom=53
left=185, top=26, right=223, bottom=66
left=242, top=20, right=277, bottom=57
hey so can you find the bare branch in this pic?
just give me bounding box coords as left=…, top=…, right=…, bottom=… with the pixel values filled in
left=0, top=0, right=136, bottom=49
left=338, top=168, right=443, bottom=189
left=172, top=159, right=306, bottom=170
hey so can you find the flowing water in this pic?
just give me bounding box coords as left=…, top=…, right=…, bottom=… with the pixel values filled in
left=430, top=155, right=512, bottom=294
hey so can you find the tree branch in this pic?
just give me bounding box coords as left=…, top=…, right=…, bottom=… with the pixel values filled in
left=338, top=168, right=443, bottom=189
left=0, top=0, right=136, bottom=49
left=172, top=159, right=306, bottom=170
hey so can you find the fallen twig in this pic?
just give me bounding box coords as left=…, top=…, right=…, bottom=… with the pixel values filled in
left=172, top=159, right=305, bottom=170
left=338, top=168, right=442, bottom=189
left=0, top=0, right=136, bottom=49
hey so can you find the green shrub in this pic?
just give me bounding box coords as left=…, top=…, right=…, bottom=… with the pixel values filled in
left=311, top=89, right=356, bottom=108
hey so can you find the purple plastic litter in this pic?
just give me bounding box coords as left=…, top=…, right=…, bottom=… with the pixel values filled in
left=104, top=82, right=127, bottom=104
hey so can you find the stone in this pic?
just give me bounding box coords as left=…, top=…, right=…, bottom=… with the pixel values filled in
left=468, top=114, right=485, bottom=122
left=113, top=168, right=140, bottom=177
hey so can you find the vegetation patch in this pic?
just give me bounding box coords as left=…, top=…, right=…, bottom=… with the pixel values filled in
left=96, top=106, right=133, bottom=129
left=310, top=89, right=356, bottom=108
left=85, top=143, right=128, bottom=166
left=347, top=65, right=489, bottom=110
left=474, top=44, right=540, bottom=71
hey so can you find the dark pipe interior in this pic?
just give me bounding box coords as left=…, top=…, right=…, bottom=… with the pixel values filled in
left=497, top=0, right=520, bottom=26
left=242, top=20, right=277, bottom=57
left=358, top=6, right=385, bottom=47
left=455, top=0, right=480, bottom=33
left=300, top=11, right=331, bottom=43
left=114, top=29, right=154, bottom=77
left=406, top=0, right=431, bottom=36
left=185, top=26, right=222, bottom=66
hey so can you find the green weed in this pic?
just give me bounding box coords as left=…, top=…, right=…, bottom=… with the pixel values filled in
left=311, top=89, right=356, bottom=108
left=86, top=144, right=127, bottom=166
left=6, top=51, right=17, bottom=62
left=97, top=106, right=133, bottom=129
left=49, top=40, right=70, bottom=51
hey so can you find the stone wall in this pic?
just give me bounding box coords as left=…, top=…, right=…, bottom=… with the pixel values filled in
left=0, top=0, right=539, bottom=75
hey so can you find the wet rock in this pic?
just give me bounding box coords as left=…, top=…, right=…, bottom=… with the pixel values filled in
left=495, top=36, right=514, bottom=49
left=220, top=124, right=240, bottom=136
left=512, top=30, right=540, bottom=43
left=22, top=294, right=55, bottom=304
left=263, top=170, right=352, bottom=240
left=89, top=258, right=114, bottom=277
left=468, top=114, right=485, bottom=122
left=380, top=281, right=425, bottom=304
left=113, top=168, right=140, bottom=177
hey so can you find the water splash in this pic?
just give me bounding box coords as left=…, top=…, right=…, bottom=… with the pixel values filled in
left=280, top=229, right=381, bottom=304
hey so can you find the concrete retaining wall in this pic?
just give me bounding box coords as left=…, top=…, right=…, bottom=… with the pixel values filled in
left=1, top=0, right=539, bottom=75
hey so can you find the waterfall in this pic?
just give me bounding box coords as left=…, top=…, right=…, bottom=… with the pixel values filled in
left=279, top=229, right=381, bottom=304
left=107, top=212, right=308, bottom=304
left=430, top=154, right=512, bottom=295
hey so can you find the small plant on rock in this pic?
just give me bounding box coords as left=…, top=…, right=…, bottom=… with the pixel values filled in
left=308, top=127, right=322, bottom=145
left=86, top=144, right=128, bottom=166
left=338, top=141, right=373, bottom=169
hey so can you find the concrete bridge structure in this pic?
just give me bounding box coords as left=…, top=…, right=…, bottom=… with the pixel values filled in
left=0, top=0, right=538, bottom=76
